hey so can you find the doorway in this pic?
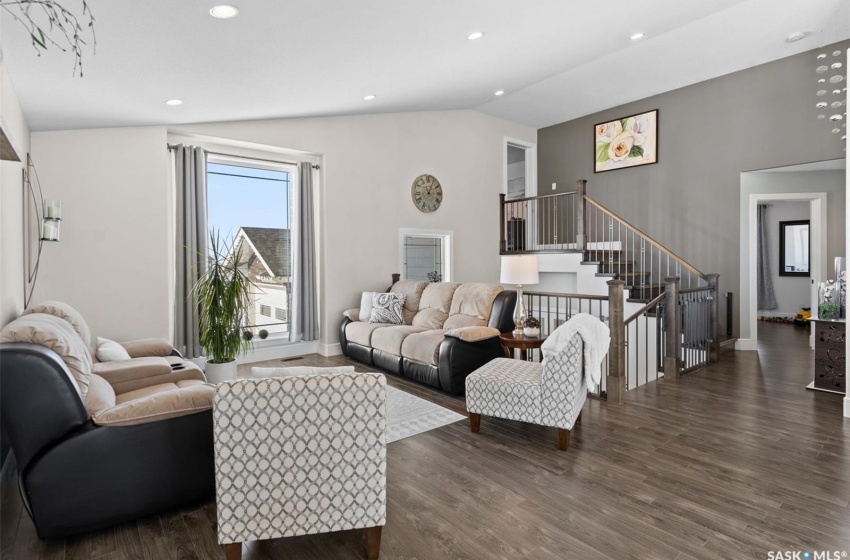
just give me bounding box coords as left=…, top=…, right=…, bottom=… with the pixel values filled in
left=739, top=159, right=846, bottom=351
left=749, top=194, right=823, bottom=349
left=504, top=138, right=536, bottom=200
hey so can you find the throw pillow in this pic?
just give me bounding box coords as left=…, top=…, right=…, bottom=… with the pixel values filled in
left=96, top=337, right=132, bottom=362
left=359, top=291, right=379, bottom=323
left=251, top=365, right=356, bottom=378
left=369, top=293, right=406, bottom=324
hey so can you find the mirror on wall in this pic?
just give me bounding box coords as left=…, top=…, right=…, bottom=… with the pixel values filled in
left=779, top=220, right=810, bottom=276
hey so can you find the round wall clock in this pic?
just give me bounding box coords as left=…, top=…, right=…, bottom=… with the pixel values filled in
left=411, top=174, right=443, bottom=213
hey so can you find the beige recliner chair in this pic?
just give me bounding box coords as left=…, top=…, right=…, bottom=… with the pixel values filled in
left=0, top=307, right=216, bottom=538
left=22, top=300, right=205, bottom=391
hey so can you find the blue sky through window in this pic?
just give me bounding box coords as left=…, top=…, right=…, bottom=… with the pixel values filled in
left=206, top=163, right=290, bottom=247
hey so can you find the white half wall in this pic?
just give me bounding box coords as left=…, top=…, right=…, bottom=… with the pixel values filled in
left=30, top=127, right=172, bottom=342
left=0, top=61, right=30, bottom=326
left=30, top=110, right=535, bottom=349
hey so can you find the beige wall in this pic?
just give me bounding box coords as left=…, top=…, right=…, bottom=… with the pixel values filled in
left=30, top=110, right=535, bottom=352
left=30, top=127, right=171, bottom=343
left=0, top=61, right=30, bottom=326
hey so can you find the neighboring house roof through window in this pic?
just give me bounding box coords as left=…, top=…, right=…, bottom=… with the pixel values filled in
left=232, top=227, right=291, bottom=278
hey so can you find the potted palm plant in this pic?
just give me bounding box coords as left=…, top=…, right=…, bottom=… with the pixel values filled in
left=193, top=231, right=254, bottom=383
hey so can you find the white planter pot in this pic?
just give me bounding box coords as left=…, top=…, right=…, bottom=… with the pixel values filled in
left=205, top=360, right=238, bottom=384
left=523, top=327, right=540, bottom=338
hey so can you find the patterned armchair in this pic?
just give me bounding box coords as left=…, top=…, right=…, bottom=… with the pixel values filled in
left=213, top=373, right=387, bottom=559
left=465, top=333, right=586, bottom=450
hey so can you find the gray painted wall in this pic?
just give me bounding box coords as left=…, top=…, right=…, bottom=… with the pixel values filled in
left=739, top=169, right=845, bottom=340
left=537, top=41, right=848, bottom=337
left=757, top=201, right=811, bottom=317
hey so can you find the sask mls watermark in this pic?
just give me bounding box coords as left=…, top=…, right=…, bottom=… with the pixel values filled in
left=768, top=551, right=848, bottom=560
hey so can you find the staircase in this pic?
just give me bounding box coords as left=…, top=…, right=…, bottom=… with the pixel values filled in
left=585, top=253, right=662, bottom=303
left=501, top=180, right=721, bottom=400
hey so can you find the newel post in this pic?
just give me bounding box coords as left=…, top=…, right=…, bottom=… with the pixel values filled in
left=664, top=276, right=681, bottom=382
left=706, top=273, right=720, bottom=363
left=606, top=279, right=626, bottom=405
left=499, top=193, right=507, bottom=254
left=576, top=179, right=587, bottom=251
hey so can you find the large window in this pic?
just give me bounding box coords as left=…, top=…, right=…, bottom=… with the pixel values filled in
left=207, top=159, right=294, bottom=338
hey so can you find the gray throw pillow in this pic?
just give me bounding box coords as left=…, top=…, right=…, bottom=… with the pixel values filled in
left=369, top=293, right=406, bottom=324
left=359, top=291, right=379, bottom=323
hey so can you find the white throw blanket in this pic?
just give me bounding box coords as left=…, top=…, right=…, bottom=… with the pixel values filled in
left=541, top=313, right=610, bottom=393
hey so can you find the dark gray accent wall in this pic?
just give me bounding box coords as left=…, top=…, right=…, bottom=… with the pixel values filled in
left=538, top=41, right=848, bottom=337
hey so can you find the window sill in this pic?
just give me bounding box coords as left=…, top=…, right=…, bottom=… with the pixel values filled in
left=238, top=338, right=318, bottom=364
left=249, top=334, right=291, bottom=348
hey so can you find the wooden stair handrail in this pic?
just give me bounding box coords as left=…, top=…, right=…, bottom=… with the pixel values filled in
left=523, top=290, right=609, bottom=301
left=625, top=292, right=666, bottom=325
left=504, top=190, right=578, bottom=204
left=583, top=194, right=707, bottom=281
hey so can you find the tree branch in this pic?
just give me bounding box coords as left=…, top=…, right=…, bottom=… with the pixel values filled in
left=0, top=0, right=96, bottom=77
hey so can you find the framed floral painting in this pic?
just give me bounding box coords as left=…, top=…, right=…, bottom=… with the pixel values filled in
left=594, top=109, right=658, bottom=173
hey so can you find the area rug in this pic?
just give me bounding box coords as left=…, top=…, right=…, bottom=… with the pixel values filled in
left=386, top=385, right=466, bottom=443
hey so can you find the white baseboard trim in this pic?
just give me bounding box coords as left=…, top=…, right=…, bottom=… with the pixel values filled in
left=844, top=396, right=850, bottom=418
left=237, top=341, right=319, bottom=365
left=320, top=343, right=342, bottom=357
left=735, top=338, right=757, bottom=351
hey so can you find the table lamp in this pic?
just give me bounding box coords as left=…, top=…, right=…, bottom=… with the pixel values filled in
left=500, top=255, right=539, bottom=335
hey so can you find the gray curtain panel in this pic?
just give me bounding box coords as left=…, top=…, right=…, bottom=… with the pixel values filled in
left=757, top=204, right=778, bottom=310
left=173, top=145, right=208, bottom=358
left=290, top=162, right=319, bottom=342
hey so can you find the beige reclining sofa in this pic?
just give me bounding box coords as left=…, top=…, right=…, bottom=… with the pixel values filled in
left=339, top=281, right=516, bottom=395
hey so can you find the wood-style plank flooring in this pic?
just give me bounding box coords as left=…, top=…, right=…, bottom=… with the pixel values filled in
left=2, top=321, right=848, bottom=559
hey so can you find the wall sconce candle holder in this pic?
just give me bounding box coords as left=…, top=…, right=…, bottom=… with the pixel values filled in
left=24, top=154, right=62, bottom=307
left=41, top=200, right=62, bottom=242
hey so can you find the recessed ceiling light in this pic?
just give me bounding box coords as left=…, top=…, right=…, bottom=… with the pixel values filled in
left=467, top=31, right=484, bottom=41
left=363, top=94, right=376, bottom=101
left=786, top=31, right=807, bottom=43
left=494, top=90, right=505, bottom=96
left=165, top=99, right=183, bottom=106
left=630, top=33, right=645, bottom=41
left=210, top=5, right=239, bottom=18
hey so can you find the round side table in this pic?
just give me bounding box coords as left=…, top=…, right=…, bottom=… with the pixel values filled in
left=499, top=332, right=548, bottom=362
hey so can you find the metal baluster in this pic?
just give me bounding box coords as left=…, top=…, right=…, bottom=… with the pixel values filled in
left=649, top=243, right=653, bottom=302
left=617, top=220, right=621, bottom=281
left=644, top=312, right=648, bottom=384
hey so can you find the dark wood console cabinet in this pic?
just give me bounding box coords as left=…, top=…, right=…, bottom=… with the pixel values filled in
left=809, top=318, right=845, bottom=394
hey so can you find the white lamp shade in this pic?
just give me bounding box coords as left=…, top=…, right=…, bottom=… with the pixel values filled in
left=500, top=255, right=539, bottom=285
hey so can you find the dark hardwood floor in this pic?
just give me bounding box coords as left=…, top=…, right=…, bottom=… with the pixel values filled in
left=2, top=321, right=848, bottom=559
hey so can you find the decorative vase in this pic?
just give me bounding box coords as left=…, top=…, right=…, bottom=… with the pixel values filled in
left=818, top=281, right=840, bottom=320
left=205, top=360, right=238, bottom=384
left=523, top=327, right=540, bottom=338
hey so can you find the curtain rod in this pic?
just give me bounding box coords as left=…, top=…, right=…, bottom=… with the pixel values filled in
left=167, top=144, right=319, bottom=169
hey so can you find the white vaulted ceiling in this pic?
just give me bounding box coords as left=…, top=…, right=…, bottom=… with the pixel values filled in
left=1, top=0, right=848, bottom=131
